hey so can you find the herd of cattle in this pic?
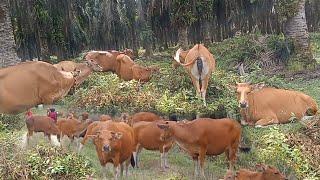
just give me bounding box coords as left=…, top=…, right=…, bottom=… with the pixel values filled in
left=0, top=44, right=318, bottom=179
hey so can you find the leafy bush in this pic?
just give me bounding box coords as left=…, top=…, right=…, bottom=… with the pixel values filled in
left=0, top=114, right=25, bottom=131
left=0, top=132, right=94, bottom=180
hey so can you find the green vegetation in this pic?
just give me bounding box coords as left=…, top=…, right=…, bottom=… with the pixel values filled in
left=1, top=33, right=320, bottom=179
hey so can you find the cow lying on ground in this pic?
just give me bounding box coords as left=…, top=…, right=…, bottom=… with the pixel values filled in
left=54, top=60, right=102, bottom=87
left=25, top=110, right=60, bottom=145
left=157, top=118, right=242, bottom=179
left=235, top=82, right=318, bottom=126
left=133, top=120, right=174, bottom=170
left=0, top=61, right=79, bottom=114
left=174, top=44, right=216, bottom=106
left=79, top=121, right=135, bottom=179
left=222, top=164, right=287, bottom=180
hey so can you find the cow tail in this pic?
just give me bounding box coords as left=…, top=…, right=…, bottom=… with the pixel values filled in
left=130, top=154, right=135, bottom=168
left=196, top=57, right=203, bottom=89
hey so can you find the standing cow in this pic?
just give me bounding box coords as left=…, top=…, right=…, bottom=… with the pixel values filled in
left=0, top=61, right=80, bottom=114
left=235, top=82, right=318, bottom=126
left=174, top=44, right=216, bottom=106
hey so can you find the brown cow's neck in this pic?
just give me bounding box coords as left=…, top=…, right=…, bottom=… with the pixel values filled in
left=171, top=123, right=194, bottom=143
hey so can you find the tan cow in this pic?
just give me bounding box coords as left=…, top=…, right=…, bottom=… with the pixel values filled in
left=80, top=121, right=135, bottom=179
left=157, top=118, right=241, bottom=179
left=174, top=44, right=216, bottom=105
left=236, top=82, right=318, bottom=126
left=54, top=60, right=102, bottom=88
left=0, top=61, right=79, bottom=114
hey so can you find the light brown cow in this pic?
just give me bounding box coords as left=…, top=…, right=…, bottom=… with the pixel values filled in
left=25, top=110, right=60, bottom=145
left=132, top=120, right=174, bottom=169
left=174, top=44, right=216, bottom=105
left=236, top=82, right=318, bottom=126
left=157, top=118, right=241, bottom=179
left=53, top=60, right=102, bottom=87
left=0, top=61, right=80, bottom=114
left=126, top=111, right=161, bottom=126
left=222, top=164, right=287, bottom=180
left=57, top=117, right=93, bottom=144
left=80, top=121, right=135, bottom=179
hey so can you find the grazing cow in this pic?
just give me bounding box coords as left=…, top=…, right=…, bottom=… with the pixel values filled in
left=57, top=117, right=93, bottom=144
left=25, top=111, right=60, bottom=145
left=126, top=112, right=161, bottom=126
left=222, top=164, right=287, bottom=180
left=53, top=60, right=102, bottom=87
left=80, top=121, right=135, bottom=179
left=174, top=44, right=216, bottom=105
left=235, top=82, right=318, bottom=126
left=132, top=120, right=174, bottom=169
left=0, top=61, right=79, bottom=114
left=157, top=118, right=241, bottom=179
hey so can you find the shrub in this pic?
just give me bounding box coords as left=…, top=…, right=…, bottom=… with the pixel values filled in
left=0, top=114, right=25, bottom=131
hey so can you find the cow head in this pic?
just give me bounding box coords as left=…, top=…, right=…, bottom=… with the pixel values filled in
left=157, top=121, right=174, bottom=141
left=83, top=51, right=110, bottom=71
left=99, top=115, right=112, bottom=122
left=124, top=49, right=135, bottom=60
left=235, top=82, right=265, bottom=109
left=81, top=112, right=89, bottom=121
left=256, top=164, right=287, bottom=180
left=96, top=130, right=123, bottom=153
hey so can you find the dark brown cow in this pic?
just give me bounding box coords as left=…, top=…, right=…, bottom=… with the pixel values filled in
left=236, top=82, right=318, bottom=126
left=25, top=110, right=60, bottom=145
left=157, top=118, right=241, bottom=179
left=0, top=61, right=79, bottom=114
left=132, top=120, right=174, bottom=169
left=174, top=44, right=216, bottom=106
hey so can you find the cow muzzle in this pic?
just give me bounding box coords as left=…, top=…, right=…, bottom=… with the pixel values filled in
left=103, top=145, right=111, bottom=152
left=239, top=102, right=248, bottom=108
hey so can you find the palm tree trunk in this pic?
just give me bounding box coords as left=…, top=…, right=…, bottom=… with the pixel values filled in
left=284, top=0, right=314, bottom=66
left=0, top=0, right=20, bottom=68
left=178, top=26, right=188, bottom=50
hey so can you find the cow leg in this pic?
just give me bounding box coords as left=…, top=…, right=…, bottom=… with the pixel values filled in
left=113, top=165, right=121, bottom=180
left=199, top=148, right=207, bottom=179
left=255, top=117, right=279, bottom=127
left=135, top=144, right=142, bottom=168
left=200, top=76, right=210, bottom=106
left=190, top=76, right=201, bottom=98
left=163, top=145, right=170, bottom=169
left=192, top=156, right=199, bottom=178
left=120, top=163, right=124, bottom=177
left=27, top=130, right=33, bottom=145
left=160, top=152, right=164, bottom=170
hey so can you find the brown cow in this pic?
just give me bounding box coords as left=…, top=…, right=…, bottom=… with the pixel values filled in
left=54, top=60, right=102, bottom=87
left=25, top=111, right=60, bottom=145
left=84, top=49, right=134, bottom=73
left=174, top=44, right=216, bottom=105
left=0, top=61, right=79, bottom=114
left=235, top=82, right=318, bottom=126
left=157, top=118, right=241, bottom=179
left=57, top=117, right=93, bottom=145
left=80, top=121, right=135, bottom=179
left=126, top=111, right=161, bottom=126
left=132, top=120, right=174, bottom=169
left=222, top=164, right=287, bottom=180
